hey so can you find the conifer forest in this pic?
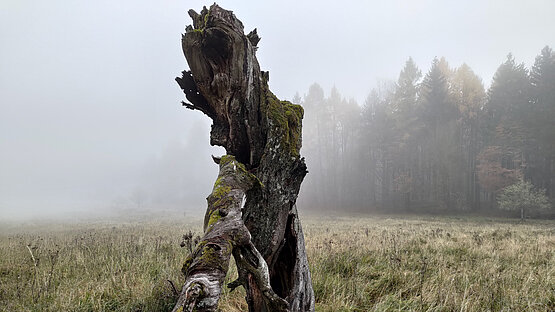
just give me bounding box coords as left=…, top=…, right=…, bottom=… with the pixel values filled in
left=298, top=48, right=555, bottom=218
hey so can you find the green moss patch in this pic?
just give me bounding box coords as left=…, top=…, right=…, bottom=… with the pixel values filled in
left=261, top=82, right=304, bottom=156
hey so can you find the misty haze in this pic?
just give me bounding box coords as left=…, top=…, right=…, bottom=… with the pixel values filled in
left=1, top=1, right=554, bottom=311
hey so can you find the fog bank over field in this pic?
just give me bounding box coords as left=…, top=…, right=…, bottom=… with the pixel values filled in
left=1, top=1, right=554, bottom=220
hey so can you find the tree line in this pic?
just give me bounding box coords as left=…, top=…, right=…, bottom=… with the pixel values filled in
left=297, top=46, right=555, bottom=216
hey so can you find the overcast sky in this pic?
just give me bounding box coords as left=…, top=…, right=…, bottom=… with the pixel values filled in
left=1, top=0, right=554, bottom=219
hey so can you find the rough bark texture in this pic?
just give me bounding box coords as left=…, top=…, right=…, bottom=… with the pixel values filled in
left=172, top=4, right=314, bottom=312
left=172, top=156, right=287, bottom=311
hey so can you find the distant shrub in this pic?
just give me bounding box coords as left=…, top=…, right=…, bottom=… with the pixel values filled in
left=497, top=180, right=551, bottom=220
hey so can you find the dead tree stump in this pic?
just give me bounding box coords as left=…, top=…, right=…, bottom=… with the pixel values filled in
left=172, top=4, right=315, bottom=312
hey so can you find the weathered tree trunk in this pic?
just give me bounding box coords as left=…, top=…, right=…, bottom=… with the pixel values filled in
left=172, top=4, right=314, bottom=312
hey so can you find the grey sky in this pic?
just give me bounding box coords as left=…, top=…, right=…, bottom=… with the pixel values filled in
left=1, top=0, right=554, bottom=219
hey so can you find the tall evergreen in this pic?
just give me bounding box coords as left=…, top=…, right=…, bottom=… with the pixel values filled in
left=479, top=54, right=531, bottom=206
left=419, top=58, right=458, bottom=133
left=393, top=57, right=422, bottom=116
left=391, top=58, right=422, bottom=209
left=529, top=46, right=555, bottom=196
left=486, top=54, right=531, bottom=142
left=452, top=64, right=486, bottom=209
left=416, top=58, right=459, bottom=206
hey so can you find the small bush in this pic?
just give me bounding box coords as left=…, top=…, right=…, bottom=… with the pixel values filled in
left=497, top=180, right=551, bottom=219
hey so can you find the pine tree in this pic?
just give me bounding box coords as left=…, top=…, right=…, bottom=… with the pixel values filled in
left=480, top=54, right=532, bottom=208
left=393, top=57, right=422, bottom=116
left=416, top=58, right=459, bottom=207
left=529, top=46, right=555, bottom=197
left=390, top=58, right=422, bottom=209
left=419, top=58, right=458, bottom=132
left=452, top=64, right=486, bottom=209
left=300, top=83, right=326, bottom=209
left=486, top=54, right=531, bottom=144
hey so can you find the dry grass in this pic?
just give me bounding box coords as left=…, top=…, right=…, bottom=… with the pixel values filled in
left=301, top=216, right=555, bottom=311
left=0, top=215, right=553, bottom=311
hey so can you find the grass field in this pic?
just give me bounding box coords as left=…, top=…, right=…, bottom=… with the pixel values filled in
left=0, top=214, right=553, bottom=311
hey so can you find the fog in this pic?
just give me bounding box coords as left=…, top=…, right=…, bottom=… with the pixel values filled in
left=1, top=0, right=554, bottom=220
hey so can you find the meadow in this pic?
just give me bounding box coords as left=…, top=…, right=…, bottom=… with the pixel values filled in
left=0, top=214, right=553, bottom=311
